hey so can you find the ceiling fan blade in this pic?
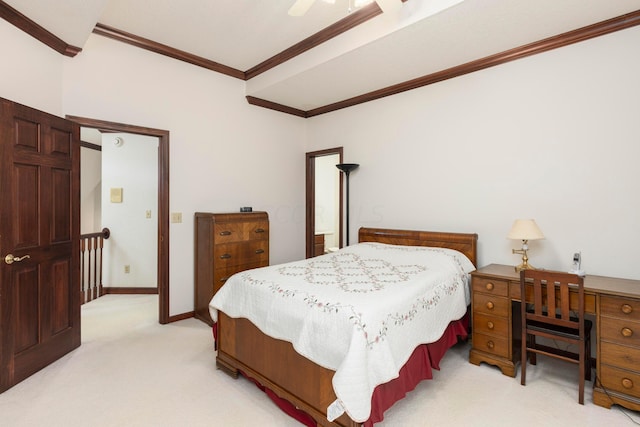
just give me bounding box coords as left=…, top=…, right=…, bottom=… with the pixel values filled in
left=288, top=0, right=316, bottom=16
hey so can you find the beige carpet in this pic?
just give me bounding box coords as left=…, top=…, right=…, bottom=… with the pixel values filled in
left=0, top=295, right=637, bottom=426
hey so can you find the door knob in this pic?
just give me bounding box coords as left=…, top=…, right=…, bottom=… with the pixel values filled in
left=4, top=254, right=31, bottom=265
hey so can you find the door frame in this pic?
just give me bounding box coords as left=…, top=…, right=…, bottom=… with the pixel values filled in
left=67, top=115, right=170, bottom=324
left=305, top=147, right=343, bottom=258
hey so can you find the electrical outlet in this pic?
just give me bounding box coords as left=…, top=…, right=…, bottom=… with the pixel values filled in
left=124, top=265, right=130, bottom=274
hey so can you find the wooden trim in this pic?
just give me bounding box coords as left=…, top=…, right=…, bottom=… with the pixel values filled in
left=101, top=287, right=158, bottom=295
left=245, top=2, right=383, bottom=79
left=305, top=148, right=343, bottom=259
left=246, top=96, right=307, bottom=117
left=0, top=0, right=81, bottom=57
left=92, top=23, right=246, bottom=80
left=168, top=311, right=195, bottom=323
left=80, top=140, right=101, bottom=151
left=66, top=115, right=171, bottom=325
left=303, top=9, right=640, bottom=117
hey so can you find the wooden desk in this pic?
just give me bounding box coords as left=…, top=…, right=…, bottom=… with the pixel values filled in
left=469, top=264, right=640, bottom=411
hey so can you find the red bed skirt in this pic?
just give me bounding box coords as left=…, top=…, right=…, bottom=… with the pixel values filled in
left=213, top=313, right=469, bottom=426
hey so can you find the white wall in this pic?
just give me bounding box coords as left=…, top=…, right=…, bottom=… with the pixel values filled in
left=0, top=20, right=64, bottom=115
left=80, top=147, right=102, bottom=234
left=4, top=16, right=639, bottom=318
left=315, top=153, right=341, bottom=250
left=62, top=35, right=307, bottom=315
left=306, top=26, right=640, bottom=280
left=101, top=133, right=158, bottom=287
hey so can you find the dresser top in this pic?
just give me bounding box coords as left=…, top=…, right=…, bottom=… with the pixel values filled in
left=474, top=264, right=640, bottom=299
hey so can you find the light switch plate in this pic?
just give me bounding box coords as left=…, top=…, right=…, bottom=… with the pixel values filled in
left=171, top=212, right=182, bottom=223
left=110, top=188, right=123, bottom=203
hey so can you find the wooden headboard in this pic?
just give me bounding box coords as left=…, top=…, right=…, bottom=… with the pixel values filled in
left=358, top=227, right=478, bottom=267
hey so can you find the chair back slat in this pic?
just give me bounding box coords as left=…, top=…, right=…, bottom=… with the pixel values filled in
left=545, top=279, right=556, bottom=317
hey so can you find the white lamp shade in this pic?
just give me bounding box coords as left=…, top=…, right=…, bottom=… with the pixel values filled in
left=507, top=219, right=544, bottom=241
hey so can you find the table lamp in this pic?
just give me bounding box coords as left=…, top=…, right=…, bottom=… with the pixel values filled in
left=507, top=219, right=544, bottom=271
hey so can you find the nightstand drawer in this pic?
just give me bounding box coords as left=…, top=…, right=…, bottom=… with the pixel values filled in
left=601, top=341, right=640, bottom=371
left=601, top=295, right=640, bottom=322
left=601, top=316, right=640, bottom=347
left=473, top=312, right=509, bottom=336
left=473, top=332, right=509, bottom=358
left=473, top=277, right=509, bottom=297
left=473, top=293, right=510, bottom=317
left=600, top=364, right=640, bottom=398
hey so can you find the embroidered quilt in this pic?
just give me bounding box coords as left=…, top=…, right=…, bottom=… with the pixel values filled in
left=209, top=242, right=475, bottom=422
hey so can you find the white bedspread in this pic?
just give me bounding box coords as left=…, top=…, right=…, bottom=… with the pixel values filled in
left=209, top=242, right=475, bottom=423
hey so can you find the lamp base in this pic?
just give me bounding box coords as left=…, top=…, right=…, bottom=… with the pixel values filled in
left=512, top=247, right=535, bottom=272
left=514, top=262, right=536, bottom=272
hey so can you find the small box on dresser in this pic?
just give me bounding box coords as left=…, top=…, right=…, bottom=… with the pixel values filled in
left=194, top=211, right=269, bottom=325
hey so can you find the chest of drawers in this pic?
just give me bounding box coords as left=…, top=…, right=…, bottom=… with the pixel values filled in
left=194, top=212, right=269, bottom=325
left=594, top=295, right=640, bottom=411
left=469, top=267, right=517, bottom=377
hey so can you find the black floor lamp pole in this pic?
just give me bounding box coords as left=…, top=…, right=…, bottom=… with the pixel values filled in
left=336, top=163, right=359, bottom=246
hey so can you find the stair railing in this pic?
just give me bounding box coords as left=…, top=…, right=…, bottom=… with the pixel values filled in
left=80, top=227, right=110, bottom=304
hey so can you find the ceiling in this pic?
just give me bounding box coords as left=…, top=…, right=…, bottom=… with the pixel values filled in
left=3, top=0, right=640, bottom=116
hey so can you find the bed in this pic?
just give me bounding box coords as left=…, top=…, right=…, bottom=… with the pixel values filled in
left=209, top=227, right=478, bottom=426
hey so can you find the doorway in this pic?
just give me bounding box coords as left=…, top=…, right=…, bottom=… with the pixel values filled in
left=67, top=115, right=170, bottom=324
left=305, top=147, right=343, bottom=258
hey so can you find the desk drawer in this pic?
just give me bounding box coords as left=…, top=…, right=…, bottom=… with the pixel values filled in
left=601, top=341, right=640, bottom=372
left=474, top=293, right=510, bottom=317
left=473, top=312, right=509, bottom=336
left=601, top=295, right=640, bottom=322
left=473, top=332, right=509, bottom=358
left=473, top=277, right=509, bottom=297
left=600, top=364, right=640, bottom=398
left=601, top=316, right=640, bottom=347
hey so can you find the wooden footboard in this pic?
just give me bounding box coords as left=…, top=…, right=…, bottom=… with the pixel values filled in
left=217, top=311, right=359, bottom=427
left=214, top=227, right=478, bottom=426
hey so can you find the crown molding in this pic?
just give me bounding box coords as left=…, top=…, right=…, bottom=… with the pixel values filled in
left=250, top=9, right=640, bottom=117
left=93, top=23, right=246, bottom=80
left=245, top=2, right=383, bottom=79
left=0, top=0, right=81, bottom=57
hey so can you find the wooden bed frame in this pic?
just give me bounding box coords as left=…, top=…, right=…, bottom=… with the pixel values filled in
left=215, top=227, right=478, bottom=427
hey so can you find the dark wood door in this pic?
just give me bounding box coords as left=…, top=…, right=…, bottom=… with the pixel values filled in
left=0, top=98, right=80, bottom=392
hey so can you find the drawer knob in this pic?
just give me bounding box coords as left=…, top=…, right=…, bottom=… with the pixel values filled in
left=621, top=327, right=633, bottom=338
left=487, top=321, right=494, bottom=330
left=220, top=253, right=231, bottom=259
left=255, top=249, right=265, bottom=254
left=219, top=231, right=232, bottom=236
left=255, top=228, right=265, bottom=233
left=486, top=301, right=494, bottom=310
left=622, top=378, right=634, bottom=389
left=485, top=282, right=494, bottom=291
left=486, top=340, right=495, bottom=350
left=621, top=304, right=633, bottom=315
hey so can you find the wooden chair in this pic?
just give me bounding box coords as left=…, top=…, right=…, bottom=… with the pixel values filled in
left=520, top=269, right=592, bottom=404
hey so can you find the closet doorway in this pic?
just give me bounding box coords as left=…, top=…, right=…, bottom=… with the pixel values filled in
left=69, top=115, right=170, bottom=324
left=305, top=147, right=343, bottom=258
